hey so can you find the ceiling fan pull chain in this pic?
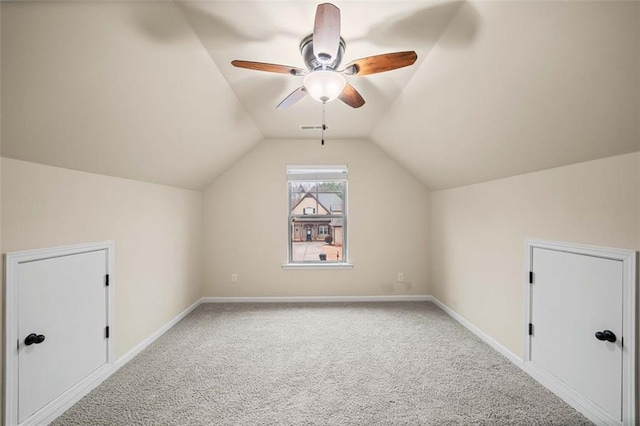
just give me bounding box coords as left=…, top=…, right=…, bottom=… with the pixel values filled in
left=321, top=102, right=326, bottom=145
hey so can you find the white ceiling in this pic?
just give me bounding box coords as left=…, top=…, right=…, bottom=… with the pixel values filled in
left=373, top=0, right=640, bottom=189
left=1, top=1, right=638, bottom=190
left=173, top=1, right=468, bottom=140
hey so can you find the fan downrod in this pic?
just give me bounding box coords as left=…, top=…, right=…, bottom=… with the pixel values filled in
left=300, top=34, right=346, bottom=71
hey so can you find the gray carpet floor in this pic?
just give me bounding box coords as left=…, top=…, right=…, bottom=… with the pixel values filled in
left=53, top=302, right=591, bottom=425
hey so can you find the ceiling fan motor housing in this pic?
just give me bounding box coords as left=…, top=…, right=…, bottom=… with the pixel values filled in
left=230, top=2, right=417, bottom=109
left=300, top=34, right=346, bottom=72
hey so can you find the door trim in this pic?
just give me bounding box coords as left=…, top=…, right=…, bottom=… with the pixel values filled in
left=4, top=241, right=115, bottom=426
left=523, top=239, right=636, bottom=425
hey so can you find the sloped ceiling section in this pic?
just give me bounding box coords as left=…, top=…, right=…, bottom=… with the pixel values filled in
left=372, top=1, right=640, bottom=190
left=1, top=1, right=262, bottom=190
left=182, top=1, right=467, bottom=140
left=1, top=1, right=638, bottom=191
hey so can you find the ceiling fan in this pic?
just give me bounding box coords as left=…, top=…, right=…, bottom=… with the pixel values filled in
left=231, top=3, right=418, bottom=109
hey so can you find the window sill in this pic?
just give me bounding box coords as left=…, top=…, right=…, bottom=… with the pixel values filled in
left=281, top=262, right=354, bottom=270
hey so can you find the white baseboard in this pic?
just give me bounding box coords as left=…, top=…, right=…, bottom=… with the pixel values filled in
left=20, top=364, right=115, bottom=426
left=429, top=296, right=523, bottom=365
left=115, top=298, right=202, bottom=368
left=201, top=295, right=433, bottom=303
left=39, top=293, right=428, bottom=424
left=428, top=296, right=616, bottom=426
left=32, top=298, right=202, bottom=426
left=522, top=362, right=619, bottom=426
left=39, top=294, right=609, bottom=426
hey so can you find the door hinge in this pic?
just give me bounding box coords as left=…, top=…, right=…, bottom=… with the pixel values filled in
left=105, top=326, right=110, bottom=339
left=528, top=323, right=533, bottom=336
left=529, top=271, right=533, bottom=284
left=105, top=274, right=110, bottom=287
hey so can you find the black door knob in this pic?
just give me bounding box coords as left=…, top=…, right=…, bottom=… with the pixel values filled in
left=24, top=333, right=46, bottom=346
left=595, top=330, right=616, bottom=343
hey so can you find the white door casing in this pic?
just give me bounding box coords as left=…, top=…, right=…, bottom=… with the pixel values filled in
left=5, top=241, right=115, bottom=426
left=531, top=248, right=622, bottom=419
left=524, top=239, right=636, bottom=426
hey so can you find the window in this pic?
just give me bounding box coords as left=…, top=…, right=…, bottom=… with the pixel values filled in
left=286, top=165, right=348, bottom=266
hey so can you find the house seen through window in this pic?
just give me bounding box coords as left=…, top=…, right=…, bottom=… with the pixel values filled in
left=287, top=165, right=347, bottom=264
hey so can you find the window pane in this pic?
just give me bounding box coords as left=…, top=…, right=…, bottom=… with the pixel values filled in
left=290, top=217, right=344, bottom=262
left=288, top=178, right=345, bottom=263
left=289, top=180, right=344, bottom=215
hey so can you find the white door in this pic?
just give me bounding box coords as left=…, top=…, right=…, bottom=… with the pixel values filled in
left=530, top=247, right=623, bottom=422
left=17, top=249, right=109, bottom=423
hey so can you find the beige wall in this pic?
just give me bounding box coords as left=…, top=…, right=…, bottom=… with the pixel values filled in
left=373, top=1, right=639, bottom=190
left=203, top=139, right=430, bottom=297
left=430, top=152, right=640, bottom=357
left=1, top=1, right=261, bottom=190
left=0, top=5, right=3, bottom=421
left=1, top=158, right=203, bottom=360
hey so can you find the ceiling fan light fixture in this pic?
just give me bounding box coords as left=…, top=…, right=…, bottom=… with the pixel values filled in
left=303, top=71, right=346, bottom=103
left=230, top=3, right=417, bottom=110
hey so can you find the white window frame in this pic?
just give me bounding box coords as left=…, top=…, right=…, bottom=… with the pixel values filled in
left=283, top=165, right=352, bottom=269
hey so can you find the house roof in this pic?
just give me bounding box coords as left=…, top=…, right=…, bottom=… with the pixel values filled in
left=315, top=193, right=343, bottom=213
left=1, top=1, right=638, bottom=190
left=292, top=192, right=344, bottom=214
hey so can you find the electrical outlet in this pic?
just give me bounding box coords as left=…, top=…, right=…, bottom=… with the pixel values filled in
left=231, top=273, right=238, bottom=283
left=397, top=272, right=404, bottom=282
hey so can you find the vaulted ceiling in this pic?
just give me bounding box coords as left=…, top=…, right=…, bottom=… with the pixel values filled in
left=1, top=1, right=638, bottom=190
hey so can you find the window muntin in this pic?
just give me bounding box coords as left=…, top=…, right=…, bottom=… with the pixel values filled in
left=287, top=166, right=347, bottom=264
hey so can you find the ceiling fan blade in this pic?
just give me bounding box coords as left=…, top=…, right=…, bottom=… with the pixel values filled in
left=231, top=60, right=305, bottom=76
left=338, top=83, right=365, bottom=108
left=313, top=3, right=341, bottom=64
left=343, top=51, right=418, bottom=76
left=277, top=86, right=308, bottom=109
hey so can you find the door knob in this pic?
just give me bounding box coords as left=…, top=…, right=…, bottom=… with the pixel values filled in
left=24, top=333, right=46, bottom=346
left=594, top=330, right=616, bottom=343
